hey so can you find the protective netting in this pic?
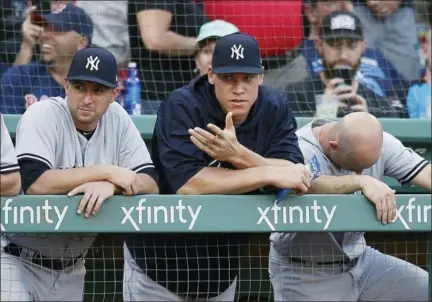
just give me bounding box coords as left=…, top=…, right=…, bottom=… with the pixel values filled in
left=1, top=233, right=430, bottom=301
left=0, top=1, right=430, bottom=116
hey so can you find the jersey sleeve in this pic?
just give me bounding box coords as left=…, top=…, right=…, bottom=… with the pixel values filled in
left=152, top=92, right=208, bottom=193
left=15, top=101, right=58, bottom=169
left=0, top=66, right=26, bottom=114
left=263, top=94, right=305, bottom=164
left=118, top=112, right=157, bottom=181
left=0, top=114, right=19, bottom=174
left=382, top=132, right=429, bottom=186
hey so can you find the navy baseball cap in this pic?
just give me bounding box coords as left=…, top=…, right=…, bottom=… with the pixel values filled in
left=211, top=32, right=264, bottom=74
left=66, top=47, right=118, bottom=88
left=32, top=3, right=93, bottom=43
left=320, top=11, right=364, bottom=41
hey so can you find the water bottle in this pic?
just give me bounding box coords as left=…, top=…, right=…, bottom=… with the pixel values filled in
left=124, top=62, right=142, bottom=115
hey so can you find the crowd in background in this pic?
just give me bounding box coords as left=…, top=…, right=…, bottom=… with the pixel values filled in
left=0, top=0, right=431, bottom=118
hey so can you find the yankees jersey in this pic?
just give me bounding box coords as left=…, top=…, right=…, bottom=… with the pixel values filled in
left=12, top=97, right=156, bottom=259
left=0, top=114, right=19, bottom=175
left=270, top=119, right=430, bottom=262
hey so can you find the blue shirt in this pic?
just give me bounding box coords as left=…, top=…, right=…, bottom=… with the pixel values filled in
left=407, top=80, right=431, bottom=119
left=125, top=75, right=304, bottom=299
left=153, top=75, right=304, bottom=194
left=300, top=40, right=406, bottom=98
left=0, top=62, right=65, bottom=114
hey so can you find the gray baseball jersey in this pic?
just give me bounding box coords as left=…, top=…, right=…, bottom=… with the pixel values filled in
left=12, top=97, right=154, bottom=259
left=0, top=114, right=19, bottom=175
left=270, top=119, right=430, bottom=262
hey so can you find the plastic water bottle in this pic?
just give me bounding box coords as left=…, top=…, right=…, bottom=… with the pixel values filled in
left=124, top=62, right=142, bottom=115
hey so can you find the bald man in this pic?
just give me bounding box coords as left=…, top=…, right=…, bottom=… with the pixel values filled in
left=269, top=112, right=431, bottom=301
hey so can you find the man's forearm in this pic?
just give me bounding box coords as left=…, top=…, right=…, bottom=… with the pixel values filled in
left=0, top=172, right=21, bottom=196
left=136, top=174, right=159, bottom=194
left=177, top=166, right=273, bottom=195
left=145, top=31, right=197, bottom=57
left=229, top=145, right=294, bottom=169
left=13, top=43, right=33, bottom=66
left=308, top=175, right=364, bottom=194
left=27, top=165, right=112, bottom=195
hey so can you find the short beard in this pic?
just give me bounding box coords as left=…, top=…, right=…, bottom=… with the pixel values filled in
left=322, top=58, right=360, bottom=82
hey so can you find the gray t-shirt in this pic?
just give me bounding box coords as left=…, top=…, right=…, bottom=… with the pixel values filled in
left=12, top=97, right=154, bottom=259
left=0, top=114, right=19, bottom=175
left=270, top=119, right=430, bottom=261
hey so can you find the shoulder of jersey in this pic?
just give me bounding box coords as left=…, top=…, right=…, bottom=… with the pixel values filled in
left=259, top=85, right=290, bottom=110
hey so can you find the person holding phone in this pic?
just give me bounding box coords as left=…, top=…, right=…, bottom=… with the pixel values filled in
left=284, top=11, right=399, bottom=119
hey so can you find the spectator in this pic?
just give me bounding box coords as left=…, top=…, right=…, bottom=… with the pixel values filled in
left=285, top=11, right=399, bottom=118
left=75, top=1, right=130, bottom=67
left=1, top=1, right=72, bottom=70
left=407, top=28, right=431, bottom=119
left=354, top=0, right=422, bottom=81
left=0, top=0, right=31, bottom=75
left=0, top=3, right=92, bottom=114
left=264, top=0, right=406, bottom=110
left=194, top=20, right=239, bottom=76
left=128, top=0, right=208, bottom=101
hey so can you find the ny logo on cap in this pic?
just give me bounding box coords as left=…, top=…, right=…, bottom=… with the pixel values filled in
left=231, top=44, right=244, bottom=60
left=331, top=15, right=355, bottom=31
left=86, top=56, right=100, bottom=71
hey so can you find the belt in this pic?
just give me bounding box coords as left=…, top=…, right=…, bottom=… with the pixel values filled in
left=288, top=257, right=357, bottom=266
left=3, top=243, right=82, bottom=270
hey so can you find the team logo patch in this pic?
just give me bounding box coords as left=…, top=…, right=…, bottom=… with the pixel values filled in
left=331, top=15, right=355, bottom=31
left=231, top=44, right=244, bottom=60
left=86, top=56, right=100, bottom=71
left=24, top=94, right=37, bottom=109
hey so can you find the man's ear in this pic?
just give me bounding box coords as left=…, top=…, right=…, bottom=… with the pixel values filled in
left=329, top=140, right=339, bottom=150
left=208, top=67, right=215, bottom=85
left=258, top=72, right=264, bottom=85
left=64, top=80, right=70, bottom=95
left=111, top=87, right=120, bottom=103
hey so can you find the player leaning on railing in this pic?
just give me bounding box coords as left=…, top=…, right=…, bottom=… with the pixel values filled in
left=0, top=114, right=21, bottom=197
left=0, top=47, right=158, bottom=302
left=270, top=112, right=431, bottom=301
left=123, top=32, right=313, bottom=301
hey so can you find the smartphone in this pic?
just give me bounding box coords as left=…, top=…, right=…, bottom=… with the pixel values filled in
left=332, top=67, right=353, bottom=86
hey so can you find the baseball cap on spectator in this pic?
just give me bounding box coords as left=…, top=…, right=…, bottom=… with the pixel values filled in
left=32, top=3, right=93, bottom=44
left=196, top=20, right=239, bottom=45
left=66, top=47, right=118, bottom=88
left=211, top=32, right=264, bottom=74
left=320, top=11, right=363, bottom=41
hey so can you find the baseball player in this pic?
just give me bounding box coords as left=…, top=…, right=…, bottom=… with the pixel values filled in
left=0, top=114, right=21, bottom=196
left=269, top=112, right=431, bottom=301
left=123, top=32, right=312, bottom=301
left=1, top=47, right=158, bottom=301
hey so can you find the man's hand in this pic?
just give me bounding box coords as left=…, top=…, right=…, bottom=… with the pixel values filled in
left=68, top=181, right=115, bottom=218
left=189, top=112, right=242, bottom=162
left=21, top=6, right=44, bottom=48
left=367, top=0, right=401, bottom=18
left=324, top=78, right=368, bottom=112
left=106, top=166, right=142, bottom=196
left=268, top=164, right=313, bottom=195
left=360, top=175, right=396, bottom=224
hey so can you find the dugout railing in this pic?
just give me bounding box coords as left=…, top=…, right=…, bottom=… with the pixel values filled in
left=1, top=116, right=431, bottom=301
